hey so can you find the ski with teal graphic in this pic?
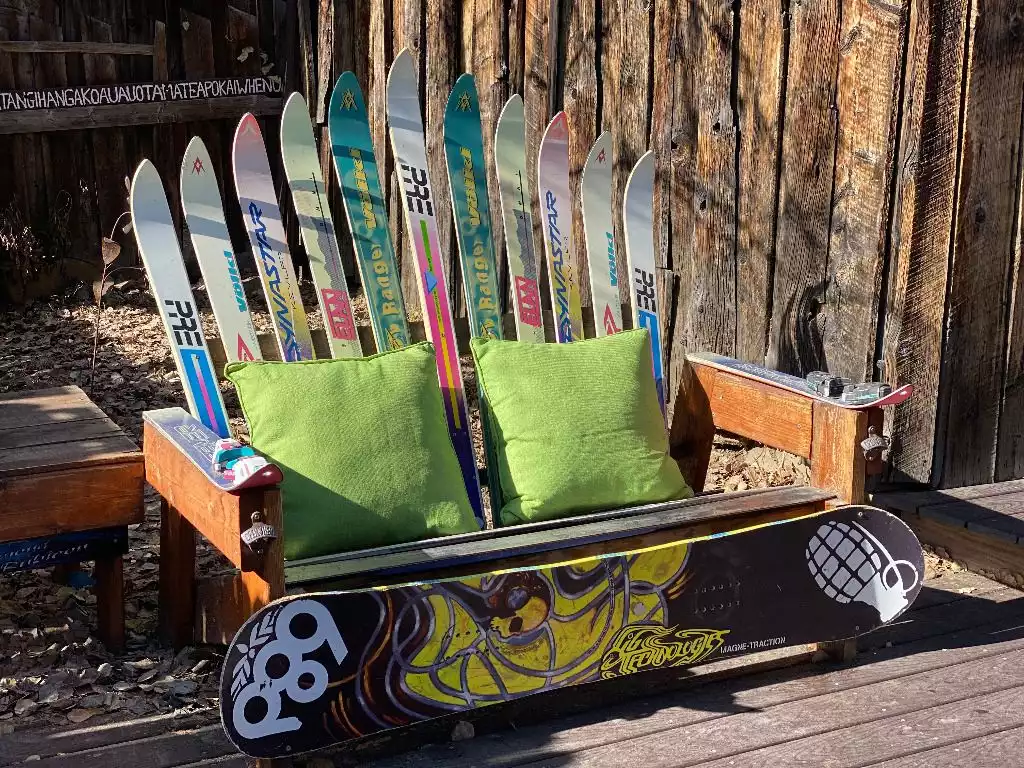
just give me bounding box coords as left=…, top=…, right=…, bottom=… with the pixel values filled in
left=443, top=73, right=503, bottom=339
left=537, top=112, right=584, bottom=343
left=179, top=136, right=262, bottom=363
left=280, top=93, right=362, bottom=359
left=220, top=504, right=924, bottom=758
left=328, top=72, right=411, bottom=352
left=494, top=94, right=545, bottom=342
left=581, top=132, right=623, bottom=337
left=386, top=49, right=484, bottom=525
left=130, top=159, right=231, bottom=438
left=623, top=151, right=665, bottom=414
left=232, top=113, right=315, bottom=361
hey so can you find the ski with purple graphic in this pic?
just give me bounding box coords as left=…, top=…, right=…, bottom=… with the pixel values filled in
left=623, top=151, right=665, bottom=416
left=581, top=132, right=622, bottom=337
left=493, top=95, right=544, bottom=342
left=280, top=93, right=362, bottom=358
left=386, top=49, right=484, bottom=526
left=131, top=159, right=231, bottom=438
left=233, top=113, right=315, bottom=361
left=537, top=112, right=583, bottom=343
left=180, top=137, right=262, bottom=364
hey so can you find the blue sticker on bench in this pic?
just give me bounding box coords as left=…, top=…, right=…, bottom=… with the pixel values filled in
left=0, top=527, right=129, bottom=574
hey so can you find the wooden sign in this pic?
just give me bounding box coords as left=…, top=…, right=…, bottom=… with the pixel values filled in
left=0, top=527, right=129, bottom=574
left=0, top=76, right=282, bottom=113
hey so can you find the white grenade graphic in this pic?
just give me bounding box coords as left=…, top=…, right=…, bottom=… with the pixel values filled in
left=806, top=519, right=920, bottom=622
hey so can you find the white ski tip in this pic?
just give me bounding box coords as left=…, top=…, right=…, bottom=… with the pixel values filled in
left=583, top=132, right=613, bottom=170
left=388, top=48, right=415, bottom=88
left=283, top=91, right=307, bottom=115
left=624, top=150, right=655, bottom=198
left=183, top=135, right=207, bottom=164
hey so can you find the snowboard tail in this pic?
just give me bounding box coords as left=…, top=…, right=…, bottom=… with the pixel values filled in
left=220, top=505, right=923, bottom=758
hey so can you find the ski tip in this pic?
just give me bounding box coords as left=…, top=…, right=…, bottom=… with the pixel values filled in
left=388, top=48, right=415, bottom=87
left=329, top=70, right=361, bottom=115
left=496, top=93, right=525, bottom=133
left=283, top=90, right=307, bottom=116
left=625, top=150, right=655, bottom=195
left=183, top=135, right=208, bottom=166
left=584, top=132, right=613, bottom=169
left=540, top=111, right=569, bottom=145
left=233, top=112, right=262, bottom=145
left=180, top=136, right=217, bottom=203
left=446, top=72, right=477, bottom=115
left=130, top=158, right=160, bottom=198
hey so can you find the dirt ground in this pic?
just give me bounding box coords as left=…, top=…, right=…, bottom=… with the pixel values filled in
left=0, top=279, right=939, bottom=738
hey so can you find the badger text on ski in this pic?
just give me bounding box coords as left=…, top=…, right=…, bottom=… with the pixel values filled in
left=721, top=637, right=786, bottom=655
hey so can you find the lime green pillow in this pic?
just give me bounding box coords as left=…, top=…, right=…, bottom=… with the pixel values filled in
left=471, top=329, right=692, bottom=525
left=225, top=343, right=478, bottom=559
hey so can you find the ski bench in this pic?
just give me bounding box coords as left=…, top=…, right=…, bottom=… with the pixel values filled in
left=0, top=386, right=144, bottom=652
left=145, top=341, right=886, bottom=655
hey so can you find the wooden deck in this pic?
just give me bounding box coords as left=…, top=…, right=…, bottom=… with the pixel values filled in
left=876, top=480, right=1024, bottom=588
left=3, top=565, right=1023, bottom=767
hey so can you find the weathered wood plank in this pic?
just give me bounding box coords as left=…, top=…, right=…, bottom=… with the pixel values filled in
left=0, top=437, right=142, bottom=477
left=823, top=0, right=906, bottom=381
left=601, top=0, right=651, bottom=311
left=525, top=649, right=1024, bottom=767
left=939, top=0, right=1024, bottom=488
left=767, top=0, right=840, bottom=375
left=563, top=0, right=598, bottom=309
left=523, top=0, right=554, bottom=308
left=314, top=0, right=334, bottom=123
left=0, top=39, right=154, bottom=54
left=868, top=725, right=1024, bottom=768
left=735, top=0, right=785, bottom=364
left=0, top=416, right=123, bottom=450
left=810, top=403, right=871, bottom=504
left=901, top=513, right=1024, bottom=588
left=1001, top=189, right=1024, bottom=480
left=689, top=0, right=737, bottom=355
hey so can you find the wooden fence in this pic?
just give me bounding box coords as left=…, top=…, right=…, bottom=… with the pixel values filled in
left=1, top=0, right=1022, bottom=494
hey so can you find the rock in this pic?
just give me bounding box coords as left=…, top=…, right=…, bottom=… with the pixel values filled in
left=137, top=669, right=159, bottom=684
left=167, top=680, right=198, bottom=697
left=190, top=659, right=211, bottom=675
left=78, top=693, right=105, bottom=708
left=13, top=699, right=38, bottom=717
left=451, top=720, right=475, bottom=742
left=97, top=663, right=113, bottom=679
left=67, top=707, right=102, bottom=724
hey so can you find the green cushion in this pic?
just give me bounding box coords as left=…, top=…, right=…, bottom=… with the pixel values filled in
left=471, top=329, right=692, bottom=526
left=225, top=343, right=478, bottom=560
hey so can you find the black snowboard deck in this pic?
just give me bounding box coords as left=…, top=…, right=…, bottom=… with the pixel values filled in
left=220, top=505, right=923, bottom=758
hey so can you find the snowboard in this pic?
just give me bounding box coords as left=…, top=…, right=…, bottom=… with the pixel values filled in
left=328, top=72, right=411, bottom=352
left=179, top=136, right=263, bottom=364
left=220, top=504, right=923, bottom=758
left=233, top=113, right=315, bottom=362
left=386, top=49, right=484, bottom=525
left=581, top=132, right=622, bottom=337
left=688, top=352, right=915, bottom=410
left=130, top=160, right=231, bottom=439
left=280, top=93, right=362, bottom=359
left=144, top=408, right=283, bottom=492
left=623, top=151, right=665, bottom=414
left=538, top=112, right=584, bottom=343
left=494, top=95, right=545, bottom=343
left=443, top=73, right=503, bottom=339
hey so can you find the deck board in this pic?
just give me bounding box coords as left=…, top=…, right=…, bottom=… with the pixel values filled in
left=5, top=570, right=1023, bottom=768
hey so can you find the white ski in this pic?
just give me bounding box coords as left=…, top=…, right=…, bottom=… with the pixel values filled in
left=232, top=113, right=315, bottom=362
left=386, top=48, right=484, bottom=526
left=130, top=159, right=231, bottom=438
left=581, top=132, right=623, bottom=337
left=280, top=93, right=362, bottom=359
left=493, top=95, right=545, bottom=343
left=180, top=136, right=262, bottom=363
left=623, top=150, right=666, bottom=415
left=537, top=112, right=583, bottom=343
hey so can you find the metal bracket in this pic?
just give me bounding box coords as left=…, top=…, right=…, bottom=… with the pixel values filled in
left=241, top=511, right=278, bottom=556
left=861, top=425, right=891, bottom=468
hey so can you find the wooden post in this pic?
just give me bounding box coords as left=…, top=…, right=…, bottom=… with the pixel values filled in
left=159, top=499, right=197, bottom=649
left=94, top=555, right=124, bottom=653
left=810, top=403, right=869, bottom=506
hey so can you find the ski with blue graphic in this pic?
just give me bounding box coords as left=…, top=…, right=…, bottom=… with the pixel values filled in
left=443, top=73, right=502, bottom=339
left=233, top=114, right=315, bottom=361
left=494, top=95, right=545, bottom=342
left=280, top=93, right=362, bottom=359
left=131, top=159, right=231, bottom=438
left=386, top=49, right=484, bottom=526
left=537, top=112, right=584, bottom=343
left=623, top=151, right=665, bottom=416
left=581, top=132, right=623, bottom=337
left=328, top=72, right=411, bottom=352
left=180, top=137, right=262, bottom=363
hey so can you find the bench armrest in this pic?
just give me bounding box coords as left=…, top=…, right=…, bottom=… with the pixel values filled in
left=670, top=355, right=882, bottom=505
left=142, top=415, right=281, bottom=573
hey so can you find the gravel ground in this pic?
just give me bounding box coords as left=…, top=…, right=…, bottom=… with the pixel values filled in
left=0, top=276, right=818, bottom=736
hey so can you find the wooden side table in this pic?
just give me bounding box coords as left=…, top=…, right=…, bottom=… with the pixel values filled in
left=0, top=386, right=144, bottom=651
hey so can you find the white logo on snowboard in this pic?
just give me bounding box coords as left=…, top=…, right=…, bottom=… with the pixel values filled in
left=229, top=600, right=347, bottom=740
left=806, top=520, right=919, bottom=622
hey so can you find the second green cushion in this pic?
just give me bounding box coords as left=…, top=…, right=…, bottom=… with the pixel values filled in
left=471, top=329, right=692, bottom=526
